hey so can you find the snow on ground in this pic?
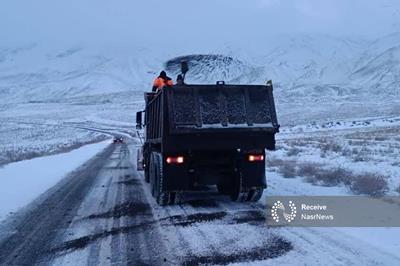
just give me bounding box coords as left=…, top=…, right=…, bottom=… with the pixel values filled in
left=0, top=91, right=142, bottom=165
left=271, top=119, right=400, bottom=194
left=261, top=169, right=400, bottom=265
left=0, top=121, right=108, bottom=166
left=0, top=140, right=110, bottom=222
left=261, top=120, right=400, bottom=264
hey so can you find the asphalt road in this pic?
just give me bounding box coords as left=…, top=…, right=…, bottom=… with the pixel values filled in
left=1, top=140, right=398, bottom=266
left=0, top=141, right=291, bottom=266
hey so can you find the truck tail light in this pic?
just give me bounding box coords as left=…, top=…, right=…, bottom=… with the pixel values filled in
left=248, top=155, right=264, bottom=162
left=166, top=156, right=184, bottom=164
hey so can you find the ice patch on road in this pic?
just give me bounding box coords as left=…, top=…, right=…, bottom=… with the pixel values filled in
left=0, top=140, right=110, bottom=222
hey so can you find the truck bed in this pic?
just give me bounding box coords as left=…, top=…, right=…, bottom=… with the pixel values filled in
left=144, top=82, right=279, bottom=151
left=168, top=84, right=279, bottom=133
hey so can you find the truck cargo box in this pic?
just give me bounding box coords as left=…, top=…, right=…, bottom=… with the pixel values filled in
left=143, top=82, right=279, bottom=151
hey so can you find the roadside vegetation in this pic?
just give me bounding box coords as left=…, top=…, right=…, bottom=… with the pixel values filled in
left=0, top=123, right=108, bottom=166
left=268, top=158, right=389, bottom=196
left=268, top=125, right=400, bottom=196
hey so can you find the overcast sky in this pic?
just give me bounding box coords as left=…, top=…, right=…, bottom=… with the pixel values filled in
left=1, top=0, right=399, bottom=47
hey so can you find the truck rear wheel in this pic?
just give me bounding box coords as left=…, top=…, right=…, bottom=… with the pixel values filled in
left=247, top=188, right=263, bottom=202
left=230, top=172, right=264, bottom=202
left=149, top=153, right=156, bottom=196
left=150, top=152, right=178, bottom=206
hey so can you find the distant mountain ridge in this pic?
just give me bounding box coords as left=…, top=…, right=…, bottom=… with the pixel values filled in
left=0, top=33, right=399, bottom=108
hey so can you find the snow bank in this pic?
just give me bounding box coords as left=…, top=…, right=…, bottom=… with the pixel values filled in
left=0, top=140, right=110, bottom=222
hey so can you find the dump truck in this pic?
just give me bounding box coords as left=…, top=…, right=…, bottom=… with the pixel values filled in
left=136, top=66, right=279, bottom=205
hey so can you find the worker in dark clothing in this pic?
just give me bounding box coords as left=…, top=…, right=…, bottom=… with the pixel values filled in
left=152, top=71, right=173, bottom=92
left=176, top=74, right=185, bottom=85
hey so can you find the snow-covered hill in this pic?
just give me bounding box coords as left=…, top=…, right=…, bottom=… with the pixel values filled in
left=0, top=33, right=399, bottom=123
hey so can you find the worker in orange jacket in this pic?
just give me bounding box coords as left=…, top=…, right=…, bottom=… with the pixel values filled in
left=152, top=71, right=173, bottom=92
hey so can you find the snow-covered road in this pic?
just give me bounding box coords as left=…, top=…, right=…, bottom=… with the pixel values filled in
left=0, top=139, right=399, bottom=265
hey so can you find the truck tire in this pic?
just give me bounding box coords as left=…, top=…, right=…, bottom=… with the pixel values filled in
left=153, top=153, right=171, bottom=206
left=149, top=153, right=156, bottom=196
left=230, top=171, right=247, bottom=202
left=230, top=171, right=264, bottom=202
left=148, top=152, right=181, bottom=205
left=248, top=188, right=263, bottom=202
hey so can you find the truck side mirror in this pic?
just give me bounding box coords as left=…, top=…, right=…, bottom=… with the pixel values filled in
left=136, top=111, right=143, bottom=129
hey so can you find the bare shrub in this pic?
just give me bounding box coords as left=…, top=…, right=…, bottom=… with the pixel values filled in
left=332, top=168, right=354, bottom=185
left=330, top=143, right=343, bottom=153
left=319, top=140, right=342, bottom=154
left=266, top=158, right=285, bottom=168
left=352, top=147, right=371, bottom=162
left=297, top=162, right=354, bottom=187
left=287, top=147, right=302, bottom=157
left=315, top=171, right=339, bottom=186
left=347, top=139, right=368, bottom=146
left=308, top=168, right=352, bottom=187
left=296, top=162, right=323, bottom=177
left=392, top=161, right=400, bottom=167
left=386, top=146, right=395, bottom=154
left=287, top=139, right=309, bottom=147
left=350, top=174, right=389, bottom=196
left=353, top=155, right=365, bottom=162
left=275, top=143, right=285, bottom=150
left=278, top=161, right=297, bottom=178
left=341, top=148, right=352, bottom=157
left=304, top=175, right=318, bottom=185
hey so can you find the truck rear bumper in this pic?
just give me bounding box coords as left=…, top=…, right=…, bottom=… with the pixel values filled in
left=162, top=150, right=267, bottom=192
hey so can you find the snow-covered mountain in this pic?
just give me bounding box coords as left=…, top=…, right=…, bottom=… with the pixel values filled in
left=350, top=33, right=400, bottom=96
left=0, top=33, right=399, bottom=123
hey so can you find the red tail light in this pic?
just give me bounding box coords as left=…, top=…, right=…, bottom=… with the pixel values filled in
left=166, top=156, right=184, bottom=164
left=248, top=155, right=264, bottom=162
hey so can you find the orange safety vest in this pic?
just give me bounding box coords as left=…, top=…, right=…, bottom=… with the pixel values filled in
left=153, top=77, right=173, bottom=92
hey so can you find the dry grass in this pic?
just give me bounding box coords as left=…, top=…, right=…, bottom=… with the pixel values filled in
left=341, top=148, right=352, bottom=157
left=350, top=174, right=389, bottom=197
left=287, top=147, right=302, bottom=157
left=277, top=160, right=297, bottom=178
left=348, top=139, right=368, bottom=146
left=267, top=158, right=286, bottom=168
left=303, top=166, right=353, bottom=187
left=351, top=147, right=372, bottom=162
left=319, top=140, right=343, bottom=153
left=296, top=162, right=324, bottom=177
left=287, top=139, right=309, bottom=147
left=270, top=158, right=389, bottom=195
